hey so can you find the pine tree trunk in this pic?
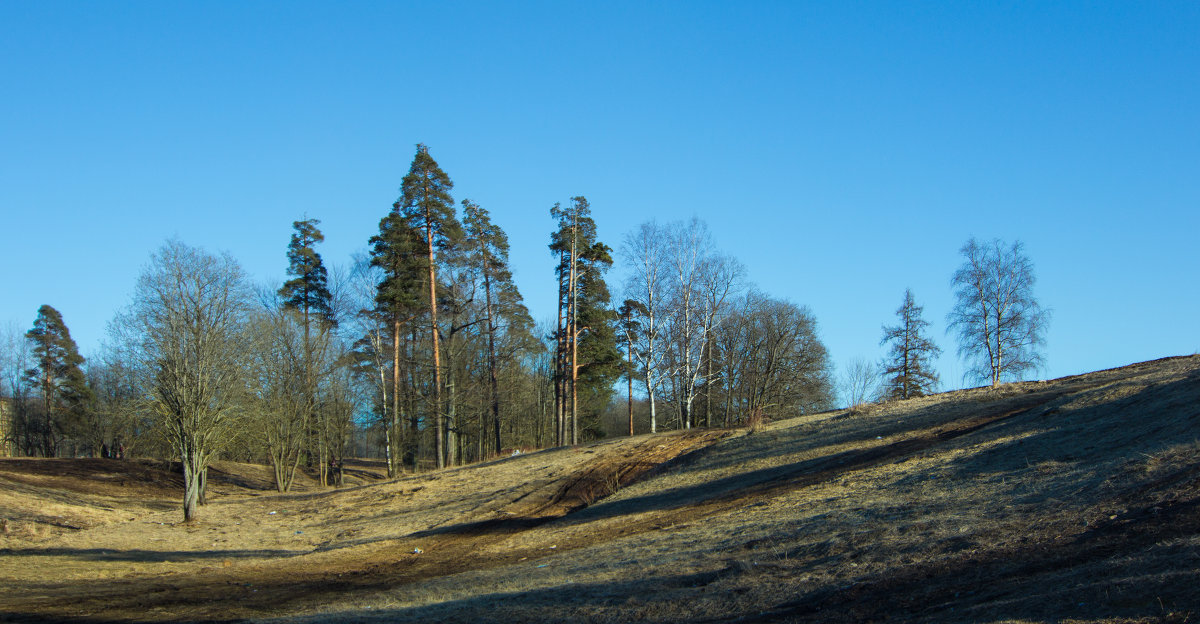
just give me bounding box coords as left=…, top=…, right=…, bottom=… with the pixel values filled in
left=555, top=265, right=566, bottom=446
left=446, top=368, right=457, bottom=466
left=426, top=222, right=444, bottom=469
left=568, top=209, right=579, bottom=446
left=482, top=268, right=502, bottom=456
left=392, top=316, right=402, bottom=476
left=408, top=325, right=420, bottom=473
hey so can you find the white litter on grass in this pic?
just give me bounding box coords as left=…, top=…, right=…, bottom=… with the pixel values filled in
left=412, top=547, right=423, bottom=554
left=268, top=511, right=277, bottom=515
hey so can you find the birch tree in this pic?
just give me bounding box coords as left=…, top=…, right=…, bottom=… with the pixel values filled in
left=620, top=221, right=668, bottom=433
left=947, top=238, right=1049, bottom=386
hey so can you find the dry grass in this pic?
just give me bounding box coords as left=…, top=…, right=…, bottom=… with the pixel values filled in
left=2, top=355, right=1199, bottom=623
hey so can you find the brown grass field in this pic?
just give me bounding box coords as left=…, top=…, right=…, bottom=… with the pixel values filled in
left=2, top=355, right=1199, bottom=623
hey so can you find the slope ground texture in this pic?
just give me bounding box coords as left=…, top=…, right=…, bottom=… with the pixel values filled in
left=2, top=355, right=1198, bottom=622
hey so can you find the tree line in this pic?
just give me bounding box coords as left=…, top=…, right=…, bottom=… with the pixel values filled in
left=0, top=144, right=1048, bottom=521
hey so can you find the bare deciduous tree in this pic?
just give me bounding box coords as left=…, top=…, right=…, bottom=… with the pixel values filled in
left=713, top=292, right=835, bottom=423
left=118, top=240, right=251, bottom=521
left=947, top=238, right=1049, bottom=386
left=840, top=357, right=880, bottom=410
left=696, top=251, right=745, bottom=426
left=0, top=322, right=33, bottom=456
left=246, top=306, right=309, bottom=492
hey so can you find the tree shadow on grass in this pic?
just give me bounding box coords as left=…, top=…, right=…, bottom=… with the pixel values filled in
left=0, top=546, right=306, bottom=562
left=941, top=364, right=1200, bottom=491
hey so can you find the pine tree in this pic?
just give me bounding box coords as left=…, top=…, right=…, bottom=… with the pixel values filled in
left=550, top=197, right=620, bottom=443
left=278, top=218, right=336, bottom=485
left=462, top=199, right=530, bottom=456
left=398, top=143, right=460, bottom=469
left=880, top=289, right=941, bottom=400
left=24, top=305, right=90, bottom=457
left=369, top=208, right=425, bottom=476
left=279, top=218, right=336, bottom=329
left=617, top=299, right=646, bottom=436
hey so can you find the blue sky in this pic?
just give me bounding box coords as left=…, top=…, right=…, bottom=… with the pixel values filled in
left=2, top=2, right=1197, bottom=390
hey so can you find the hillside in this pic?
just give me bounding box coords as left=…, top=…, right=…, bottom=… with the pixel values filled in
left=2, top=355, right=1199, bottom=623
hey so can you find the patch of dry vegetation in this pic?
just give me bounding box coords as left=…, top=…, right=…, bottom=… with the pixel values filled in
left=2, top=356, right=1199, bottom=623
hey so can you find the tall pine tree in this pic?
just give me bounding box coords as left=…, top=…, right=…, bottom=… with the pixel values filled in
left=369, top=208, right=425, bottom=475
left=24, top=305, right=90, bottom=457
left=880, top=289, right=941, bottom=400
left=462, top=199, right=531, bottom=456
left=398, top=143, right=460, bottom=469
left=550, top=196, right=620, bottom=443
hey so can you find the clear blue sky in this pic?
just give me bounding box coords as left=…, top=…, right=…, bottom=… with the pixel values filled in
left=2, top=2, right=1197, bottom=390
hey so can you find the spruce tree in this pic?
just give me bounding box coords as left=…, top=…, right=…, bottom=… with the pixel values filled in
left=880, top=289, right=941, bottom=400
left=24, top=305, right=90, bottom=457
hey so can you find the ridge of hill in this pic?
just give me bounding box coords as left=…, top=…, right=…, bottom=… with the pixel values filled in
left=1, top=355, right=1198, bottom=622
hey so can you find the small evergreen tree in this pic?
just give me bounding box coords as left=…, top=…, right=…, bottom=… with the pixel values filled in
left=24, top=305, right=91, bottom=457
left=880, top=289, right=940, bottom=400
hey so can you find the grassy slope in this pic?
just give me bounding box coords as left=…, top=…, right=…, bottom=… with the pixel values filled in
left=2, top=356, right=1199, bottom=623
